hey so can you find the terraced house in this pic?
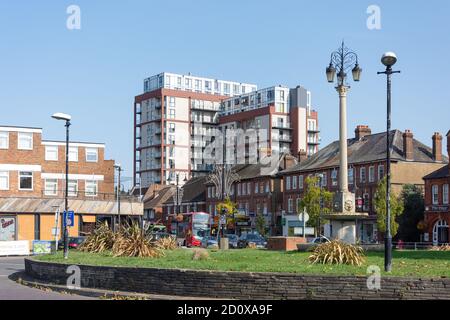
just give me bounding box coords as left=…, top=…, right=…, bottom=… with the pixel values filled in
left=280, top=126, right=447, bottom=243
left=0, top=125, right=142, bottom=244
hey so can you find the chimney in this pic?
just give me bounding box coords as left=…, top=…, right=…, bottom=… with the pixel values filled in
left=432, top=132, right=443, bottom=162
left=298, top=150, right=308, bottom=163
left=355, top=125, right=371, bottom=140
left=447, top=130, right=450, bottom=160
left=403, top=130, right=414, bottom=161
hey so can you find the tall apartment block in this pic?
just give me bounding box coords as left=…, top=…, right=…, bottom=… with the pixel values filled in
left=134, top=72, right=320, bottom=190
left=219, top=85, right=320, bottom=161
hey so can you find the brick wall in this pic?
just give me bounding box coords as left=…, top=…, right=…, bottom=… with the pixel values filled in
left=25, top=258, right=450, bottom=300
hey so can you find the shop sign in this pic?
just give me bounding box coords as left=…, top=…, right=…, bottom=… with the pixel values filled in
left=0, top=217, right=16, bottom=241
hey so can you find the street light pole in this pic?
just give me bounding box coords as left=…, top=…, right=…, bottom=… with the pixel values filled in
left=114, top=164, right=122, bottom=231
left=51, top=113, right=72, bottom=260
left=378, top=52, right=400, bottom=272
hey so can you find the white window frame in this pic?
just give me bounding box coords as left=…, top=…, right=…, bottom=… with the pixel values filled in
left=69, top=147, right=78, bottom=162
left=85, top=148, right=98, bottom=163
left=85, top=180, right=98, bottom=197
left=0, top=131, right=9, bottom=149
left=0, top=171, right=9, bottom=190
left=292, top=176, right=297, bottom=189
left=265, top=181, right=270, bottom=193
left=369, top=166, right=375, bottom=183
left=45, top=146, right=59, bottom=161
left=378, top=165, right=385, bottom=181
left=18, top=132, right=33, bottom=150
left=299, top=175, right=304, bottom=189
left=68, top=180, right=78, bottom=197
left=360, top=167, right=366, bottom=183
left=288, top=198, right=294, bottom=213
left=443, top=184, right=449, bottom=205
left=44, top=179, right=58, bottom=196
left=286, top=176, right=291, bottom=190
left=432, top=185, right=439, bottom=205
left=18, top=171, right=33, bottom=191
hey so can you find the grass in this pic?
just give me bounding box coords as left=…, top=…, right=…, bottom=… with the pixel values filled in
left=35, top=249, right=450, bottom=278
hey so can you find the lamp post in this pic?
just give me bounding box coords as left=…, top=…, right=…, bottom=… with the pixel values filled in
left=378, top=52, right=401, bottom=272
left=326, top=42, right=362, bottom=208
left=51, top=112, right=72, bottom=259
left=114, top=164, right=122, bottom=231
left=168, top=173, right=186, bottom=240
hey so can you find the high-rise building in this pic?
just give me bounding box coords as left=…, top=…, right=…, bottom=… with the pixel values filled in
left=134, top=72, right=320, bottom=190
left=134, top=72, right=257, bottom=189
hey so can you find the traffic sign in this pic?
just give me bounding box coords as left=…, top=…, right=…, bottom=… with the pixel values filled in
left=64, top=211, right=75, bottom=227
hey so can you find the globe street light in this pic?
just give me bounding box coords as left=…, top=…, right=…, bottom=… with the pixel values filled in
left=378, top=52, right=401, bottom=272
left=51, top=112, right=72, bottom=260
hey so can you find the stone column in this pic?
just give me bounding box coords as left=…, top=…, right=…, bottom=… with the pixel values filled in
left=337, top=85, right=349, bottom=193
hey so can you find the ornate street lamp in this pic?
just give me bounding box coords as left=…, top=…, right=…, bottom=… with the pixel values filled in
left=378, top=52, right=401, bottom=272
left=325, top=42, right=361, bottom=212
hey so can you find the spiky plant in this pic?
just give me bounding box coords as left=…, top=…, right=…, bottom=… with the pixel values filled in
left=431, top=245, right=450, bottom=251
left=112, top=223, right=164, bottom=258
left=155, top=236, right=178, bottom=250
left=78, top=221, right=116, bottom=253
left=309, top=240, right=365, bottom=266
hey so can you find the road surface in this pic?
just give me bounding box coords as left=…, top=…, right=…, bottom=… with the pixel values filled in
left=0, top=256, right=92, bottom=300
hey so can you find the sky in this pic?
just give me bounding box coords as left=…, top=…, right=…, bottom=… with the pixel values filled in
left=1, top=0, right=449, bottom=186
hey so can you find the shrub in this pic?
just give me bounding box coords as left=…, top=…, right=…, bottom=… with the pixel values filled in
left=156, top=236, right=178, bottom=250
left=192, top=249, right=209, bottom=261
left=309, top=240, right=365, bottom=266
left=112, top=223, right=164, bottom=258
left=79, top=222, right=115, bottom=253
left=431, top=245, right=450, bottom=252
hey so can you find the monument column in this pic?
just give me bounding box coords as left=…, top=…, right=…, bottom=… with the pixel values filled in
left=337, top=85, right=349, bottom=193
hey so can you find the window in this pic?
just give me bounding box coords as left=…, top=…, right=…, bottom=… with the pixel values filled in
left=369, top=166, right=375, bottom=183
left=321, top=173, right=327, bottom=187
left=378, top=165, right=385, bottom=181
left=348, top=168, right=354, bottom=185
left=247, top=183, right=251, bottom=195
left=255, top=183, right=259, bottom=194
left=363, top=193, right=370, bottom=211
left=0, top=131, right=9, bottom=149
left=85, top=180, right=98, bottom=196
left=292, top=176, right=297, bottom=189
left=288, top=198, right=294, bottom=213
left=169, top=108, right=176, bottom=119
left=237, top=183, right=241, bottom=196
left=86, top=148, right=98, bottom=162
left=169, top=123, right=175, bottom=133
left=18, top=132, right=33, bottom=150
left=69, top=147, right=78, bottom=162
left=296, top=198, right=301, bottom=213
left=299, top=175, right=304, bottom=189
left=443, top=184, right=449, bottom=205
left=68, top=180, right=78, bottom=197
left=360, top=167, right=366, bottom=183
left=265, top=181, right=270, bottom=193
left=331, top=170, right=338, bottom=186
left=44, top=179, right=58, bottom=196
left=45, top=146, right=58, bottom=161
left=19, top=171, right=33, bottom=190
left=207, top=187, right=211, bottom=198
left=432, top=185, right=439, bottom=205
left=286, top=176, right=291, bottom=190
left=0, top=171, right=9, bottom=190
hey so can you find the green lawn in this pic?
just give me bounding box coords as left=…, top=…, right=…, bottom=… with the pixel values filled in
left=35, top=249, right=450, bottom=278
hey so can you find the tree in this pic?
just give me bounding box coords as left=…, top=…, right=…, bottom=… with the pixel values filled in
left=299, top=176, right=333, bottom=236
left=374, top=177, right=404, bottom=237
left=255, top=213, right=266, bottom=236
left=396, top=184, right=424, bottom=242
left=216, top=197, right=237, bottom=218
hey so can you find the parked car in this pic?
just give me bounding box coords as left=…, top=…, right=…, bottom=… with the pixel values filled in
left=310, top=236, right=330, bottom=244
left=149, top=232, right=172, bottom=242
left=238, top=234, right=267, bottom=249
left=201, top=236, right=219, bottom=249
left=226, top=234, right=239, bottom=248
left=58, top=236, right=86, bottom=250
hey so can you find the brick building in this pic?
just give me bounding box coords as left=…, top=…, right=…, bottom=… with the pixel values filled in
left=280, top=126, right=447, bottom=243
left=423, top=131, right=450, bottom=245
left=0, top=125, right=142, bottom=243
left=205, top=154, right=297, bottom=236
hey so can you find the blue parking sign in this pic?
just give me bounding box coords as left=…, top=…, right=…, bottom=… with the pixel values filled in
left=64, top=211, right=75, bottom=227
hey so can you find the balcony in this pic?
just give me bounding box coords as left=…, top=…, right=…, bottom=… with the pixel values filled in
left=272, top=122, right=292, bottom=130
left=308, top=127, right=320, bottom=133
left=307, top=140, right=320, bottom=145
left=273, top=134, right=292, bottom=143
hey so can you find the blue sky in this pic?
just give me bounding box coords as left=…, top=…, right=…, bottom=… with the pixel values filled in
left=1, top=1, right=449, bottom=185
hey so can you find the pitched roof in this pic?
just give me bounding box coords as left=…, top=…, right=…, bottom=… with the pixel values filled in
left=144, top=186, right=175, bottom=209
left=0, top=197, right=143, bottom=216
left=281, top=130, right=448, bottom=174
left=423, top=165, right=449, bottom=180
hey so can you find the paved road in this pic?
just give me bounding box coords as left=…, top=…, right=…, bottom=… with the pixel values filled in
left=0, top=256, right=92, bottom=300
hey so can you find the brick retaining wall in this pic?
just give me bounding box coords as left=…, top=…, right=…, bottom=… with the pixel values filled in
left=25, top=258, right=450, bottom=300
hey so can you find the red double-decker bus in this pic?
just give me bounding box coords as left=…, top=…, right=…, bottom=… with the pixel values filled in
left=176, top=212, right=210, bottom=247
